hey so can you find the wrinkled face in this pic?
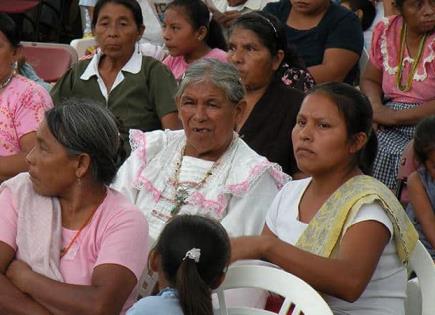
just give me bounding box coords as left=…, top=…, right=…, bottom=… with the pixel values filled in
left=162, top=7, right=203, bottom=57
left=93, top=3, right=143, bottom=59
left=424, top=149, right=435, bottom=179
left=290, top=0, right=330, bottom=15
left=177, top=80, right=244, bottom=161
left=227, top=27, right=278, bottom=91
left=26, top=121, right=78, bottom=197
left=292, top=93, right=355, bottom=176
left=400, top=0, right=435, bottom=34
left=0, top=31, right=18, bottom=81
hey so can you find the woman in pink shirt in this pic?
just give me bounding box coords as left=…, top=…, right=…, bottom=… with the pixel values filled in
left=162, top=0, right=228, bottom=80
left=0, top=14, right=53, bottom=182
left=360, top=0, right=434, bottom=189
left=0, top=101, right=149, bottom=315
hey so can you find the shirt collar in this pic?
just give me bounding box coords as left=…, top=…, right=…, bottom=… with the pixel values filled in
left=80, top=44, right=142, bottom=81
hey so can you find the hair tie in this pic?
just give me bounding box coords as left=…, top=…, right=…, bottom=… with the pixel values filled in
left=183, top=248, right=201, bottom=263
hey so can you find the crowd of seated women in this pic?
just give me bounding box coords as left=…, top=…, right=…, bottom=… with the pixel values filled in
left=0, top=0, right=433, bottom=314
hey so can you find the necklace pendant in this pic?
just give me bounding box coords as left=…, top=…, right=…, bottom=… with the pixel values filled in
left=171, top=187, right=188, bottom=216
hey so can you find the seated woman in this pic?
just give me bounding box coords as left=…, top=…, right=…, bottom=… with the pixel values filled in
left=112, top=58, right=289, bottom=243
left=51, top=0, right=180, bottom=155
left=227, top=12, right=307, bottom=176
left=360, top=0, right=434, bottom=190
left=231, top=82, right=418, bottom=315
left=0, top=101, right=148, bottom=315
left=162, top=0, right=228, bottom=80
left=0, top=14, right=53, bottom=182
left=263, top=0, right=364, bottom=84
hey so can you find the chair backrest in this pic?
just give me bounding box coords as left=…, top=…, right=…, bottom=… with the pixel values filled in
left=214, top=265, right=333, bottom=315
left=21, top=41, right=78, bottom=82
left=406, top=240, right=435, bottom=315
left=396, top=140, right=419, bottom=205
left=70, top=38, right=97, bottom=59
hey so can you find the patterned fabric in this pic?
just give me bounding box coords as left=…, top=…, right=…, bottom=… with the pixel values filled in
left=281, top=67, right=315, bottom=92
left=372, top=102, right=418, bottom=190
left=369, top=15, right=435, bottom=104
left=0, top=75, right=53, bottom=156
left=295, top=175, right=418, bottom=263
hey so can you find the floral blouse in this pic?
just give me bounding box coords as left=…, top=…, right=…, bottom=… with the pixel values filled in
left=0, top=75, right=53, bottom=156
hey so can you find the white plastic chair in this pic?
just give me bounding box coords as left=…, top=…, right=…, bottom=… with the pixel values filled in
left=70, top=37, right=97, bottom=59
left=405, top=240, right=435, bottom=315
left=214, top=265, right=333, bottom=315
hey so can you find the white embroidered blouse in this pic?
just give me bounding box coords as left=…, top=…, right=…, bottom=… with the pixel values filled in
left=112, top=129, right=290, bottom=241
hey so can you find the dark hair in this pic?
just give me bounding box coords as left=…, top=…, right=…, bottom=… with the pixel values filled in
left=45, top=99, right=124, bottom=185
left=229, top=11, right=306, bottom=75
left=92, top=0, right=144, bottom=30
left=413, top=116, right=435, bottom=165
left=307, top=82, right=378, bottom=175
left=0, top=13, right=20, bottom=48
left=341, top=0, right=376, bottom=31
left=154, top=215, right=230, bottom=315
left=166, top=0, right=227, bottom=51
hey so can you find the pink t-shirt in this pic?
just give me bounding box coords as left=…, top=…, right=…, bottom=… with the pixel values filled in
left=0, top=186, right=149, bottom=315
left=369, top=16, right=435, bottom=104
left=163, top=48, right=228, bottom=80
left=0, top=75, right=53, bottom=156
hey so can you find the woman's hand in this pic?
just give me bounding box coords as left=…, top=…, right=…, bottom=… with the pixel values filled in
left=6, top=260, right=33, bottom=293
left=372, top=105, right=397, bottom=126
left=230, top=236, right=273, bottom=263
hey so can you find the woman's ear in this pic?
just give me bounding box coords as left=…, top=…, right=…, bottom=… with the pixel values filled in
left=74, top=153, right=92, bottom=179
left=197, top=26, right=208, bottom=41
left=234, top=99, right=247, bottom=128
left=349, top=132, right=368, bottom=154
left=272, top=49, right=285, bottom=72
left=137, top=25, right=145, bottom=40
left=355, top=9, right=363, bottom=20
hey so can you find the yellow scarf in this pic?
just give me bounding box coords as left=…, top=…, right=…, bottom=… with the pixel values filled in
left=295, top=175, right=418, bottom=263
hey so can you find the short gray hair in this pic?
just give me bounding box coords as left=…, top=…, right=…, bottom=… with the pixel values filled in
left=176, top=58, right=245, bottom=104
left=45, top=99, right=122, bottom=185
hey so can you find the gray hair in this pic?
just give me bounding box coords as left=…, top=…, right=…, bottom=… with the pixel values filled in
left=45, top=99, right=122, bottom=185
left=176, top=58, right=245, bottom=104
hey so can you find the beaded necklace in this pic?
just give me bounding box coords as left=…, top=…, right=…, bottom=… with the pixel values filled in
left=396, top=23, right=428, bottom=92
left=169, top=146, right=220, bottom=216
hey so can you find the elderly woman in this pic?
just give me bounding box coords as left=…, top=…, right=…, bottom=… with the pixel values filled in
left=227, top=12, right=308, bottom=176
left=0, top=14, right=53, bottom=182
left=232, top=82, right=417, bottom=315
left=51, top=0, right=180, bottom=155
left=113, top=58, right=289, bottom=243
left=263, top=0, right=364, bottom=84
left=360, top=0, right=434, bottom=190
left=0, top=102, right=148, bottom=315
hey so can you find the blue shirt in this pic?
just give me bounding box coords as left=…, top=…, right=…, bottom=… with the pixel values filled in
left=126, top=288, right=184, bottom=315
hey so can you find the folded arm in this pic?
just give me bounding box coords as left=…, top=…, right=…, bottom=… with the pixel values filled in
left=0, top=242, right=51, bottom=315
left=7, top=262, right=137, bottom=315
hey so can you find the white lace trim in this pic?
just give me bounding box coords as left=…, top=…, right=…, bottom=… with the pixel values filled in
left=380, top=16, right=434, bottom=81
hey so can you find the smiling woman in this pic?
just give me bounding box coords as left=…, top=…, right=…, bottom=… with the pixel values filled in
left=112, top=58, right=288, bottom=243
left=51, top=0, right=181, bottom=157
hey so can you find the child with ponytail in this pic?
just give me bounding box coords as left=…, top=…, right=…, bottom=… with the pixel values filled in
left=127, top=215, right=230, bottom=315
left=162, top=0, right=228, bottom=80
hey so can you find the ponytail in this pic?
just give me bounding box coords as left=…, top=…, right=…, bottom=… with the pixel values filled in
left=176, top=260, right=213, bottom=315
left=206, top=19, right=227, bottom=51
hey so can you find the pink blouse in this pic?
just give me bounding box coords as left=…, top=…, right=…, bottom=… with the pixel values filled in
left=163, top=48, right=228, bottom=80
left=369, top=16, right=435, bottom=104
left=0, top=75, right=53, bottom=156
